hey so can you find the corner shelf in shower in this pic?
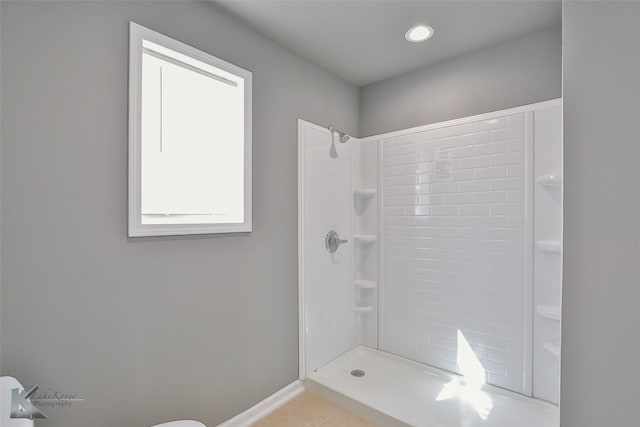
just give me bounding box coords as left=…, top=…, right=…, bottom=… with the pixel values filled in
left=536, top=240, right=562, bottom=254
left=536, top=305, right=561, bottom=321
left=536, top=174, right=562, bottom=188
left=353, top=305, right=373, bottom=315
left=353, top=279, right=377, bottom=290
left=353, top=235, right=377, bottom=244
left=543, top=342, right=561, bottom=357
left=353, top=189, right=377, bottom=198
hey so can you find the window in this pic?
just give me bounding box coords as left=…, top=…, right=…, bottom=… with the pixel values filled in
left=129, top=22, right=252, bottom=236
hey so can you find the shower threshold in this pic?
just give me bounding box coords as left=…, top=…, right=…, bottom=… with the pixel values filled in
left=305, top=346, right=559, bottom=427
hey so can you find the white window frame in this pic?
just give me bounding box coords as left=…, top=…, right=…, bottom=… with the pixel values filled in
left=128, top=22, right=252, bottom=237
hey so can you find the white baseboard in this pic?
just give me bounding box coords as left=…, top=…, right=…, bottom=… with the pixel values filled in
left=216, top=380, right=305, bottom=427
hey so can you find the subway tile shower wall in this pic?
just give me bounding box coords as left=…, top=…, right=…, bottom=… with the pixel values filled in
left=381, top=113, right=529, bottom=394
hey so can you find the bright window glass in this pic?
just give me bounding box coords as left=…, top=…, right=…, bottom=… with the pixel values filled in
left=140, top=41, right=245, bottom=224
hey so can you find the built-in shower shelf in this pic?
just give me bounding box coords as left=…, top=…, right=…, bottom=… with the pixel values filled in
left=353, top=305, right=373, bottom=315
left=536, top=305, right=561, bottom=321
left=536, top=240, right=562, bottom=253
left=536, top=174, right=562, bottom=188
left=353, top=279, right=377, bottom=289
left=353, top=189, right=377, bottom=198
left=353, top=235, right=377, bottom=244
left=543, top=342, right=561, bottom=357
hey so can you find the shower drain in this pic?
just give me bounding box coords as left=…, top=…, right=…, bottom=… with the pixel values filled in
left=350, top=369, right=365, bottom=377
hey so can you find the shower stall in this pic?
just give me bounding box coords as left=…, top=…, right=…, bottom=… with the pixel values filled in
left=298, top=99, right=562, bottom=427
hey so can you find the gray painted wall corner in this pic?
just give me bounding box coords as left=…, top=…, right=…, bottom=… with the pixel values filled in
left=562, top=1, right=640, bottom=426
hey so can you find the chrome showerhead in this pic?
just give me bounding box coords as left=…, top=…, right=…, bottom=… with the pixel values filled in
left=329, top=126, right=350, bottom=143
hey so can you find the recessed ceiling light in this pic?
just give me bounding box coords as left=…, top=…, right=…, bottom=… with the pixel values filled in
left=405, top=25, right=435, bottom=43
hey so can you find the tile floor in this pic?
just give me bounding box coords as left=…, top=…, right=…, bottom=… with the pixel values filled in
left=251, top=391, right=376, bottom=427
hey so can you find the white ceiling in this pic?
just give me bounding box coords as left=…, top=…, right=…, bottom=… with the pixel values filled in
left=215, top=0, right=561, bottom=86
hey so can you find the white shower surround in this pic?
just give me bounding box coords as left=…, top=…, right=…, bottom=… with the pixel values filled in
left=298, top=99, right=562, bottom=423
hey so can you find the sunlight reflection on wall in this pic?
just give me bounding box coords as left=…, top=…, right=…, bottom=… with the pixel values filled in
left=436, top=330, right=494, bottom=420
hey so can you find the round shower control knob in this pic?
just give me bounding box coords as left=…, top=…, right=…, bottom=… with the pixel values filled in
left=325, top=230, right=348, bottom=253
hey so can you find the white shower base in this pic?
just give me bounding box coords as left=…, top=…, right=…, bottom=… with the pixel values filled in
left=305, top=346, right=559, bottom=427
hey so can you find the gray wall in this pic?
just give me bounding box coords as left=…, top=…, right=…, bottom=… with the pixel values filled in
left=0, top=2, right=358, bottom=426
left=562, top=2, right=640, bottom=426
left=359, top=24, right=562, bottom=137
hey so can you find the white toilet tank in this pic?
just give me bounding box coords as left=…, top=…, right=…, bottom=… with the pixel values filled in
left=151, top=421, right=206, bottom=427
left=0, top=376, right=35, bottom=427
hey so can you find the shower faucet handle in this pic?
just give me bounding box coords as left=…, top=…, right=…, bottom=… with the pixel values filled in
left=325, top=230, right=348, bottom=253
